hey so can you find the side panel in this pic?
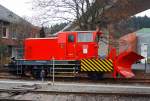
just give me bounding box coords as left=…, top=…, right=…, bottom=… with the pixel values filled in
left=80, top=59, right=113, bottom=72
left=76, top=32, right=98, bottom=59
left=76, top=42, right=98, bottom=59
left=24, top=38, right=65, bottom=60
left=24, top=31, right=99, bottom=60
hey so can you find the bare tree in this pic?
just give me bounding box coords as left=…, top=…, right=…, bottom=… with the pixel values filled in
left=39, top=26, right=46, bottom=37
left=32, top=0, right=113, bottom=30
left=23, top=16, right=45, bottom=27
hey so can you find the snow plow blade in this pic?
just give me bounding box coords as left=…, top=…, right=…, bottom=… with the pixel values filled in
left=115, top=51, right=144, bottom=78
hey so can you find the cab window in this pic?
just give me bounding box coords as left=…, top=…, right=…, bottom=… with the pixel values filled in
left=78, top=32, right=93, bottom=42
left=68, top=34, right=75, bottom=42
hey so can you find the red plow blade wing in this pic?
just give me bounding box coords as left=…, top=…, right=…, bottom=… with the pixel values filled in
left=115, top=51, right=144, bottom=78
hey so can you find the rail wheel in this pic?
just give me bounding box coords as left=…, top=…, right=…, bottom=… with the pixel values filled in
left=88, top=73, right=103, bottom=80
left=31, top=69, right=41, bottom=79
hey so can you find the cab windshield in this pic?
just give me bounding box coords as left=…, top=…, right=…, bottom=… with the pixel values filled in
left=78, top=32, right=93, bottom=42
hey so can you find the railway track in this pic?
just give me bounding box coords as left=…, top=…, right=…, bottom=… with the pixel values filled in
left=52, top=78, right=150, bottom=85
left=0, top=99, right=32, bottom=101
left=0, top=69, right=150, bottom=85
left=0, top=78, right=150, bottom=100
left=0, top=89, right=150, bottom=101
left=0, top=82, right=150, bottom=100
left=0, top=88, right=149, bottom=96
left=0, top=75, right=150, bottom=85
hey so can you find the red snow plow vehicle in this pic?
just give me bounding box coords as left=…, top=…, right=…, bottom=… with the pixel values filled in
left=8, top=31, right=144, bottom=79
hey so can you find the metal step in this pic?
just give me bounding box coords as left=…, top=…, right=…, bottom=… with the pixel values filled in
left=49, top=70, right=77, bottom=78
left=49, top=74, right=77, bottom=78
left=52, top=72, right=76, bottom=74
left=53, top=64, right=77, bottom=66
left=53, top=68, right=76, bottom=70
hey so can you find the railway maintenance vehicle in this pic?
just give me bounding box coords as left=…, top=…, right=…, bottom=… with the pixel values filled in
left=8, top=31, right=144, bottom=79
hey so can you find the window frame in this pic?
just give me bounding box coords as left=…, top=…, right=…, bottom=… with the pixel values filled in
left=12, top=27, right=17, bottom=39
left=12, top=32, right=17, bottom=39
left=2, top=26, right=9, bottom=38
left=68, top=34, right=75, bottom=42
left=77, top=32, right=93, bottom=42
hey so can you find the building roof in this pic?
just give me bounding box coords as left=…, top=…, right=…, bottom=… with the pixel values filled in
left=0, top=4, right=31, bottom=25
left=0, top=4, right=20, bottom=23
left=136, top=28, right=150, bottom=36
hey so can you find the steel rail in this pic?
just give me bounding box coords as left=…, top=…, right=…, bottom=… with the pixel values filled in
left=0, top=88, right=150, bottom=96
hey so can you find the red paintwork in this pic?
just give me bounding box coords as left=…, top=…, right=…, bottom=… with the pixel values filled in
left=24, top=31, right=98, bottom=60
left=24, top=31, right=144, bottom=78
left=115, top=51, right=144, bottom=78
left=107, top=47, right=117, bottom=61
left=108, top=48, right=144, bottom=78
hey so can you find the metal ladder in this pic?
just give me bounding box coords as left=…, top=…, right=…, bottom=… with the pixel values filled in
left=15, top=47, right=23, bottom=59
left=16, top=61, right=23, bottom=75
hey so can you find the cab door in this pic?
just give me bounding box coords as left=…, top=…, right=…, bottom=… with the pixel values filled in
left=66, top=34, right=76, bottom=59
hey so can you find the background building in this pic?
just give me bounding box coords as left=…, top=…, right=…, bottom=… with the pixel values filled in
left=0, top=4, right=40, bottom=66
left=136, top=28, right=150, bottom=58
left=118, top=28, right=150, bottom=63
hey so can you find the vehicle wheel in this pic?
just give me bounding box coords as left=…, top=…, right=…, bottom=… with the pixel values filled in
left=32, top=69, right=40, bottom=79
left=88, top=73, right=103, bottom=80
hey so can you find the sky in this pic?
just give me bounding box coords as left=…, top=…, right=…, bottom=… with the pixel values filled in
left=0, top=0, right=150, bottom=22
left=136, top=9, right=150, bottom=17
left=0, top=0, right=33, bottom=17
left=0, top=0, right=150, bottom=17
